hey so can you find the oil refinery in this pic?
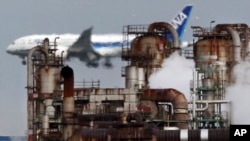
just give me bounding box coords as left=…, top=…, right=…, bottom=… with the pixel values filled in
left=24, top=22, right=250, bottom=141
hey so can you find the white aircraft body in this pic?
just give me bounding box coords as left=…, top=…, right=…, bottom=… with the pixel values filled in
left=6, top=4, right=193, bottom=68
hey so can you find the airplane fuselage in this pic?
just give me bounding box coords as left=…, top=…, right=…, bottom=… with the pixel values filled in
left=6, top=4, right=193, bottom=67
left=7, top=34, right=124, bottom=58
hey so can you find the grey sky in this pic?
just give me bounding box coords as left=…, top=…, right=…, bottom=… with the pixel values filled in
left=1, top=0, right=250, bottom=136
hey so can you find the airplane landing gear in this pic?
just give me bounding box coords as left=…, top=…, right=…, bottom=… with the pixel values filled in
left=86, top=61, right=99, bottom=68
left=102, top=57, right=113, bottom=69
left=22, top=59, right=26, bottom=65
left=102, top=61, right=113, bottom=68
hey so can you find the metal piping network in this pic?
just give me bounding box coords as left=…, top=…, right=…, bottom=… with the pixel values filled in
left=191, top=65, right=230, bottom=129
left=214, top=25, right=242, bottom=62
left=192, top=68, right=198, bottom=129
left=189, top=100, right=230, bottom=112
left=148, top=22, right=180, bottom=48
left=60, top=66, right=75, bottom=140
left=27, top=46, right=49, bottom=141
left=226, top=26, right=241, bottom=62
left=141, top=88, right=188, bottom=129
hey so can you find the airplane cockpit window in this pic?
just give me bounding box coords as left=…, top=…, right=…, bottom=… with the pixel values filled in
left=12, top=42, right=15, bottom=45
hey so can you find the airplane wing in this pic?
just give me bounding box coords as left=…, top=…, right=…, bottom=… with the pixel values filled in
left=67, top=27, right=101, bottom=67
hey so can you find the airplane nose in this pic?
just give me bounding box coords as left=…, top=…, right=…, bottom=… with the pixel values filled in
left=6, top=45, right=13, bottom=54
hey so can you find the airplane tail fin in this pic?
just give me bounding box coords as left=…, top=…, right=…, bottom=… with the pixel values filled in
left=69, top=26, right=93, bottom=52
left=68, top=27, right=101, bottom=65
left=170, top=4, right=193, bottom=41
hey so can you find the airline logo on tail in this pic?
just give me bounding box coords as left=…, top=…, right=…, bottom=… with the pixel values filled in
left=170, top=4, right=193, bottom=41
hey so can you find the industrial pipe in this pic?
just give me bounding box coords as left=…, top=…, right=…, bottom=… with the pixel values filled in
left=141, top=88, right=188, bottom=129
left=61, top=65, right=75, bottom=140
left=188, top=100, right=230, bottom=112
left=214, top=25, right=242, bottom=62
left=226, top=26, right=241, bottom=62
left=189, top=102, right=209, bottom=112
left=148, top=22, right=180, bottom=48
left=54, top=37, right=60, bottom=49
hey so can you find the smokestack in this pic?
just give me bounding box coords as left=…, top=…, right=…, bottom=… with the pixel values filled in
left=61, top=66, right=75, bottom=140
left=61, top=66, right=74, bottom=97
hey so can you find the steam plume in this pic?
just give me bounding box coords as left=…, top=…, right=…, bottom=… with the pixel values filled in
left=148, top=52, right=195, bottom=100
left=226, top=61, right=250, bottom=124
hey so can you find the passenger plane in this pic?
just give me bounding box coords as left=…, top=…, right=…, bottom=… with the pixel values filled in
left=6, top=4, right=193, bottom=68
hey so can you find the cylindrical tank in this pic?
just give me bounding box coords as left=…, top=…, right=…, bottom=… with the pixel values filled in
left=201, top=78, right=216, bottom=118
left=125, top=66, right=138, bottom=88
left=194, top=39, right=234, bottom=61
left=44, top=99, right=55, bottom=118
left=194, top=39, right=234, bottom=83
left=130, top=36, right=166, bottom=67
left=137, top=67, right=145, bottom=89
left=40, top=67, right=60, bottom=93
left=42, top=115, right=49, bottom=135
left=202, top=78, right=215, bottom=89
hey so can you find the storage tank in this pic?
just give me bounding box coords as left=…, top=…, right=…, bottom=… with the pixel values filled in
left=137, top=67, right=145, bottom=89
left=125, top=66, right=138, bottom=89
left=194, top=39, right=234, bottom=84
left=201, top=78, right=216, bottom=118
left=130, top=35, right=166, bottom=68
left=40, top=67, right=60, bottom=93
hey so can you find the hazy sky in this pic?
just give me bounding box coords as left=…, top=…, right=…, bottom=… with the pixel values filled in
left=1, top=0, right=250, bottom=136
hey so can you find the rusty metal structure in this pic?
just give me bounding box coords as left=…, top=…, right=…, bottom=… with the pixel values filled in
left=189, top=23, right=250, bottom=130
left=121, top=22, right=180, bottom=88
left=26, top=22, right=236, bottom=141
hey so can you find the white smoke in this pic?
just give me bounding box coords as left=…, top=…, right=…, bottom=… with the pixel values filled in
left=148, top=52, right=195, bottom=101
left=148, top=51, right=250, bottom=124
left=226, top=61, right=250, bottom=124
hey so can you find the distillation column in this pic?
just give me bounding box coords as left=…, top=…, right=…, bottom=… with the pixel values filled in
left=122, top=22, right=179, bottom=89
left=189, top=23, right=249, bottom=129
left=27, top=38, right=64, bottom=141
